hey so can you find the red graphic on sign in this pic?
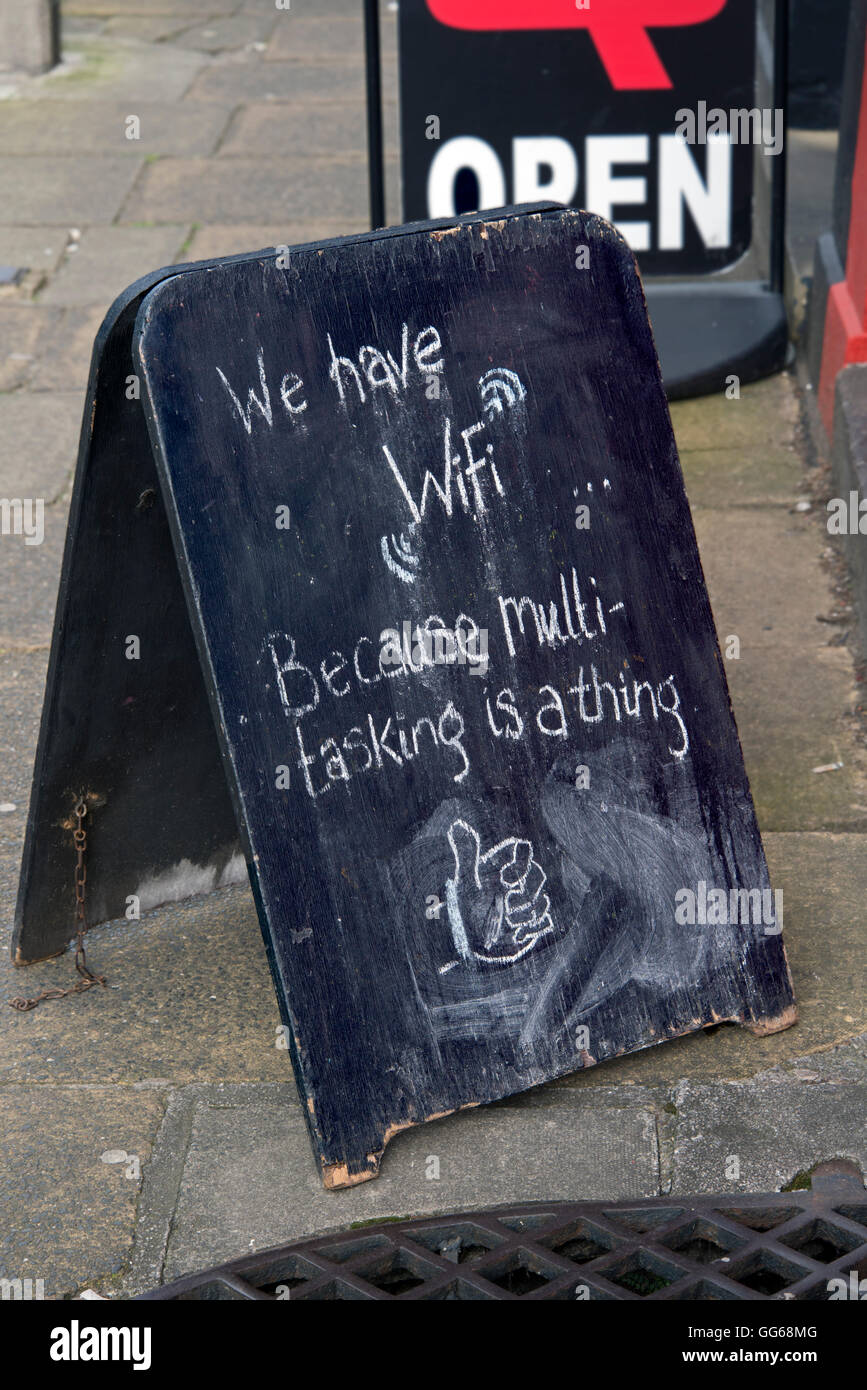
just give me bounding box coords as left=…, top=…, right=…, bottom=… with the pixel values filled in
left=425, top=1, right=727, bottom=91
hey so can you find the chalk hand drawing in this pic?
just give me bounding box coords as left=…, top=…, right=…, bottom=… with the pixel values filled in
left=444, top=818, right=555, bottom=967
left=380, top=522, right=420, bottom=585
left=478, top=367, right=526, bottom=421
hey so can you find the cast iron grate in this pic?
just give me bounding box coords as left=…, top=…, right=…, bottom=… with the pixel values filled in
left=138, top=1159, right=867, bottom=1301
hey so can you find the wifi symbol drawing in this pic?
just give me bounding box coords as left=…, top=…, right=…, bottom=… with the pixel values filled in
left=479, top=367, right=526, bottom=420
left=380, top=524, right=420, bottom=585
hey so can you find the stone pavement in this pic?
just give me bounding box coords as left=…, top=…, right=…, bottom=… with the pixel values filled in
left=0, top=2, right=865, bottom=1299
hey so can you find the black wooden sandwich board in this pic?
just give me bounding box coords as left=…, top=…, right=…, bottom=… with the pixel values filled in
left=14, top=205, right=796, bottom=1187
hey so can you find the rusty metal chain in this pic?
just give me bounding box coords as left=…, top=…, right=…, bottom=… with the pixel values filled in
left=8, top=798, right=107, bottom=1012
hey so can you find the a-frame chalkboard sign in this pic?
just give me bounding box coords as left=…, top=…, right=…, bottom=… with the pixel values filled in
left=14, top=205, right=797, bottom=1187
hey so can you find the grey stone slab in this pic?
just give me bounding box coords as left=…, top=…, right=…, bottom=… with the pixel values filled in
left=120, top=154, right=374, bottom=223
left=762, top=835, right=867, bottom=1054
left=0, top=497, right=65, bottom=648
left=0, top=653, right=47, bottom=809
left=681, top=446, right=804, bottom=510
left=0, top=228, right=66, bottom=279
left=265, top=12, right=398, bottom=61
left=0, top=99, right=230, bottom=156
left=170, top=13, right=279, bottom=53
left=671, top=1077, right=867, bottom=1195
left=0, top=304, right=61, bottom=389
left=669, top=373, right=799, bottom=455
left=179, top=221, right=369, bottom=263
left=161, top=1084, right=659, bottom=1279
left=0, top=1085, right=166, bottom=1297
left=61, top=16, right=108, bottom=39
left=217, top=99, right=399, bottom=159
left=64, top=1, right=238, bottom=17
left=38, top=225, right=188, bottom=307
left=99, top=16, right=193, bottom=44
left=0, top=390, right=84, bottom=501
left=0, top=883, right=291, bottom=1087
left=29, top=304, right=107, bottom=392
left=264, top=16, right=366, bottom=64
left=242, top=0, right=369, bottom=13
left=777, top=1033, right=867, bottom=1084
left=692, top=508, right=835, bottom=651
left=186, top=58, right=367, bottom=105
left=0, top=157, right=143, bottom=225
left=725, top=643, right=867, bottom=833
left=30, top=35, right=206, bottom=105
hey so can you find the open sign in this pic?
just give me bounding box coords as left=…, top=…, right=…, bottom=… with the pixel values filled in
left=400, top=0, right=756, bottom=279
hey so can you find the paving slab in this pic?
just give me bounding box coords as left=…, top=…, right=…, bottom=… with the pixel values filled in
left=0, top=157, right=143, bottom=225
left=186, top=58, right=367, bottom=105
left=38, top=225, right=189, bottom=307
left=0, top=654, right=49, bottom=806
left=725, top=643, right=867, bottom=832
left=0, top=304, right=61, bottom=390
left=0, top=884, right=290, bottom=1087
left=0, top=501, right=66, bottom=648
left=0, top=390, right=84, bottom=501
left=0, top=228, right=66, bottom=279
left=120, top=154, right=372, bottom=223
left=179, top=220, right=369, bottom=262
left=263, top=15, right=365, bottom=65
left=681, top=445, right=805, bottom=510
left=217, top=99, right=399, bottom=158
left=169, top=13, right=279, bottom=53
left=29, top=304, right=110, bottom=392
left=64, top=1, right=239, bottom=18
left=99, top=15, right=193, bottom=43
left=0, top=98, right=229, bottom=156
left=159, top=1084, right=660, bottom=1281
left=266, top=13, right=398, bottom=61
left=671, top=1075, right=867, bottom=1195
left=0, top=1084, right=166, bottom=1298
left=28, top=34, right=206, bottom=105
left=242, top=0, right=373, bottom=14
left=692, top=508, right=836, bottom=651
left=669, top=373, right=800, bottom=454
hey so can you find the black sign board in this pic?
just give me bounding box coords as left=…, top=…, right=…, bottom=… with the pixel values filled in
left=399, top=0, right=759, bottom=276
left=14, top=207, right=796, bottom=1187
left=392, top=1, right=789, bottom=397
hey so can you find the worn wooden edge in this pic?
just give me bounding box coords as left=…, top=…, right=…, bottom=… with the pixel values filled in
left=319, top=997, right=799, bottom=1188
left=321, top=1104, right=482, bottom=1190
left=742, top=1002, right=799, bottom=1037
left=13, top=942, right=68, bottom=967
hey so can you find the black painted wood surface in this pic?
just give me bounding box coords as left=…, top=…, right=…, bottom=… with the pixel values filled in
left=12, top=270, right=241, bottom=966
left=127, top=206, right=796, bottom=1185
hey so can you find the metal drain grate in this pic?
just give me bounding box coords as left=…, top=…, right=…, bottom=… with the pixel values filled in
left=138, top=1160, right=867, bottom=1301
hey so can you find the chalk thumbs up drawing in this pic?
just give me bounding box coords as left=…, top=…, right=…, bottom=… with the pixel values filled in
left=444, top=819, right=555, bottom=967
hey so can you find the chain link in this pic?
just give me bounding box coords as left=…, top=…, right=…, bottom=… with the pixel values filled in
left=8, top=798, right=107, bottom=1012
